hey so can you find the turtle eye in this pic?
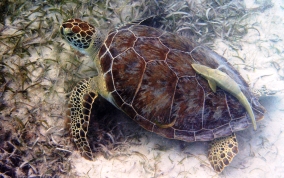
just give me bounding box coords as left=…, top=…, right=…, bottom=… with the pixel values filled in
left=66, top=31, right=74, bottom=36
left=64, top=28, right=74, bottom=36
left=65, top=29, right=74, bottom=36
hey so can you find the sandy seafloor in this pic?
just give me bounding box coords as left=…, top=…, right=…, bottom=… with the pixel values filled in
left=1, top=0, right=284, bottom=177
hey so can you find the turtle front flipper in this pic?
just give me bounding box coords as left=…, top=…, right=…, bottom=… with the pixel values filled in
left=67, top=78, right=98, bottom=160
left=208, top=133, right=239, bottom=173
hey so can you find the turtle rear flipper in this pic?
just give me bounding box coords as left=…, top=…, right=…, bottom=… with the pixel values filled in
left=208, top=133, right=239, bottom=173
left=67, top=78, right=98, bottom=160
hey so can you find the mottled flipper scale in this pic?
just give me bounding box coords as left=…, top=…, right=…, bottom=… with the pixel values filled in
left=67, top=78, right=98, bottom=160
left=191, top=64, right=257, bottom=130
left=208, top=133, right=238, bottom=173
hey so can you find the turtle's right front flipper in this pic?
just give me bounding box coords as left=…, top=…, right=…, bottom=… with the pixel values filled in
left=67, top=78, right=98, bottom=160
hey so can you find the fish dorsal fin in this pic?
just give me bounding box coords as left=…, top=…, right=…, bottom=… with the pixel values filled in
left=208, top=80, right=217, bottom=93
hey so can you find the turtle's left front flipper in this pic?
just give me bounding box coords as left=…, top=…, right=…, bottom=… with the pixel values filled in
left=67, top=78, right=98, bottom=160
left=208, top=133, right=238, bottom=173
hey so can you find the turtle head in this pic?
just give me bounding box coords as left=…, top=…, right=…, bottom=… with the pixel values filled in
left=60, top=19, right=104, bottom=56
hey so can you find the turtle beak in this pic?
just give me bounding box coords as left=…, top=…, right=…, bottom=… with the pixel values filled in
left=60, top=26, right=64, bottom=36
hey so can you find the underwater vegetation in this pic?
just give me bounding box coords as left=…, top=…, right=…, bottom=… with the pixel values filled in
left=0, top=0, right=275, bottom=177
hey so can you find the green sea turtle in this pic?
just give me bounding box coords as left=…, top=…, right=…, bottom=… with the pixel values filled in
left=60, top=18, right=265, bottom=173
